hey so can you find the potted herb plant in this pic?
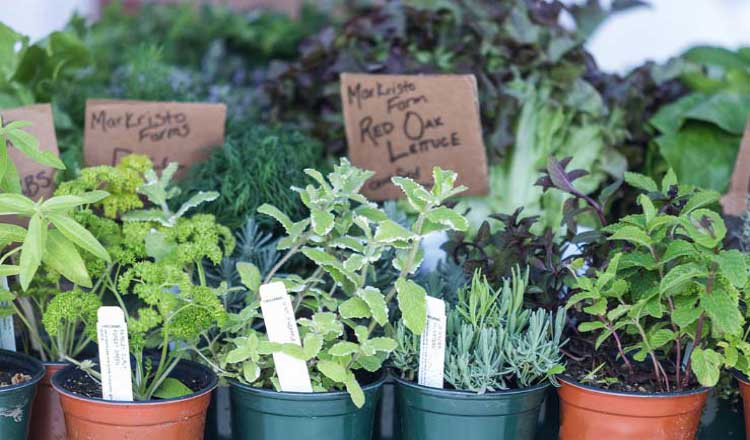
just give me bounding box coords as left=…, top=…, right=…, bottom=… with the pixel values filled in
left=560, top=170, right=746, bottom=439
left=0, top=116, right=111, bottom=440
left=391, top=268, right=565, bottom=440
left=200, top=159, right=468, bottom=440
left=48, top=159, right=233, bottom=439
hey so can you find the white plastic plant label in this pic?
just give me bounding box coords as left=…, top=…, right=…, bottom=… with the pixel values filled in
left=418, top=296, right=446, bottom=388
left=97, top=306, right=134, bottom=401
left=0, top=277, right=16, bottom=351
left=259, top=282, right=313, bottom=392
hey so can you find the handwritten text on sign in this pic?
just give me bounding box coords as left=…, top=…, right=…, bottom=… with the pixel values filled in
left=341, top=74, right=489, bottom=200
left=0, top=104, right=59, bottom=200
left=84, top=100, right=226, bottom=176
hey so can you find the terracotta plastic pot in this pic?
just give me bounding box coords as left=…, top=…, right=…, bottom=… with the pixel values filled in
left=736, top=372, right=750, bottom=440
left=230, top=372, right=385, bottom=440
left=52, top=359, right=217, bottom=440
left=29, top=362, right=67, bottom=440
left=0, top=349, right=44, bottom=440
left=558, top=376, right=709, bottom=440
left=395, top=376, right=549, bottom=440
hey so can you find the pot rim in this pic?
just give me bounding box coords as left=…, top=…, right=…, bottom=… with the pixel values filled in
left=392, top=373, right=550, bottom=398
left=51, top=358, right=218, bottom=405
left=557, top=374, right=710, bottom=398
left=732, top=369, right=749, bottom=384
left=229, top=369, right=386, bottom=400
left=0, top=348, right=45, bottom=392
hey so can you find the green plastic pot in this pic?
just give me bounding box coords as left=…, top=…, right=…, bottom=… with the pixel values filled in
left=229, top=373, right=385, bottom=440
left=394, top=376, right=549, bottom=440
left=0, top=349, right=44, bottom=440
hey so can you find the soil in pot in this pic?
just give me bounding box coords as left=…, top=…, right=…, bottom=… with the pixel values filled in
left=230, top=371, right=385, bottom=440
left=0, top=349, right=45, bottom=440
left=395, top=376, right=549, bottom=440
left=558, top=376, right=708, bottom=440
left=52, top=359, right=217, bottom=440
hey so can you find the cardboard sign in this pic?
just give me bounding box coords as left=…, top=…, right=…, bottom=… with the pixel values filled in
left=83, top=99, right=226, bottom=177
left=0, top=104, right=59, bottom=200
left=97, top=307, right=134, bottom=401
left=341, top=73, right=489, bottom=200
left=259, top=282, right=313, bottom=393
left=418, top=297, right=446, bottom=388
left=721, top=118, right=750, bottom=216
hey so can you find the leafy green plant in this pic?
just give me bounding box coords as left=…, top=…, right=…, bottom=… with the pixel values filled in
left=394, top=268, right=565, bottom=392
left=204, top=159, right=468, bottom=406
left=0, top=119, right=111, bottom=362
left=567, top=169, right=749, bottom=391
left=179, top=123, right=324, bottom=228
left=54, top=156, right=233, bottom=400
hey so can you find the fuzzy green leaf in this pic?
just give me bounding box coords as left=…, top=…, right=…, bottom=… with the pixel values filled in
left=624, top=172, right=658, bottom=192
left=425, top=207, right=468, bottom=232
left=714, top=250, right=748, bottom=289
left=374, top=219, right=415, bottom=244
left=236, top=262, right=262, bottom=293
left=608, top=225, right=652, bottom=249
left=660, top=263, right=705, bottom=295
left=649, top=329, right=675, bottom=349
left=357, top=287, right=388, bottom=326
left=702, top=287, right=743, bottom=335
left=329, top=341, right=360, bottom=357
left=691, top=347, right=723, bottom=387
left=339, top=297, right=370, bottom=319
left=317, top=359, right=348, bottom=383
left=662, top=240, right=695, bottom=264
left=311, top=208, right=335, bottom=236
left=396, top=278, right=427, bottom=334
left=345, top=374, right=365, bottom=408
left=258, top=204, right=294, bottom=233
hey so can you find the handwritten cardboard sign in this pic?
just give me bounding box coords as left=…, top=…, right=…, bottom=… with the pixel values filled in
left=83, top=99, right=226, bottom=177
left=341, top=74, right=489, bottom=200
left=721, top=118, right=750, bottom=216
left=0, top=104, right=59, bottom=200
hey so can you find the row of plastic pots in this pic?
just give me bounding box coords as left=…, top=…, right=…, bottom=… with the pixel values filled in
left=2, top=349, right=749, bottom=439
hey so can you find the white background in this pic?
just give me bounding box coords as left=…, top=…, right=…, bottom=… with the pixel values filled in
left=1, top=0, right=750, bottom=73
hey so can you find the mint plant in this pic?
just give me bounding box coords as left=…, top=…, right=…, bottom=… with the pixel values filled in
left=568, top=169, right=749, bottom=391
left=393, top=268, right=565, bottom=392
left=210, top=159, right=468, bottom=406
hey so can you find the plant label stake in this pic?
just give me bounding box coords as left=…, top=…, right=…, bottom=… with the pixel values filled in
left=418, top=296, right=446, bottom=388
left=259, top=282, right=313, bottom=392
left=721, top=118, right=750, bottom=215
left=0, top=277, right=15, bottom=351
left=97, top=306, right=134, bottom=401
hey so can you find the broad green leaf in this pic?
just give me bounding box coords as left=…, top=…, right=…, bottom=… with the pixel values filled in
left=578, top=321, right=606, bottom=332
left=5, top=127, right=65, bottom=169
left=48, top=213, right=110, bottom=262
left=396, top=278, right=427, bottom=334
left=144, top=230, right=177, bottom=262
left=391, top=176, right=432, bottom=210
left=242, top=361, right=260, bottom=383
left=303, top=333, right=323, bottom=359
left=608, top=225, right=652, bottom=249
left=662, top=240, right=695, bottom=264
left=0, top=265, right=19, bottom=277
left=0, top=223, right=27, bottom=247
left=624, top=172, right=658, bottom=192
left=714, top=250, right=748, bottom=289
left=311, top=208, right=335, bottom=236
left=607, top=304, right=630, bottom=321
left=680, top=209, right=726, bottom=249
left=583, top=298, right=607, bottom=316
left=361, top=337, right=397, bottom=355
left=153, top=378, right=193, bottom=399
left=661, top=168, right=678, bottom=192
left=0, top=193, right=35, bottom=216
left=41, top=193, right=108, bottom=212
left=328, top=341, right=360, bottom=357
left=374, top=220, right=415, bottom=244
left=660, top=263, right=705, bottom=295
left=357, top=287, right=388, bottom=326
left=638, top=194, right=656, bottom=225
left=356, top=355, right=384, bottom=372
left=345, top=374, right=365, bottom=408
left=702, top=287, right=743, bottom=335
left=226, top=346, right=252, bottom=364
left=258, top=204, right=293, bottom=233
left=649, top=329, right=675, bottom=349
left=691, top=347, right=722, bottom=387
left=339, top=297, right=370, bottom=319
left=236, top=262, right=262, bottom=293
left=317, top=359, right=347, bottom=383
left=425, top=207, right=468, bottom=232
left=174, top=191, right=219, bottom=218
left=672, top=303, right=702, bottom=328
left=681, top=190, right=720, bottom=215
left=19, top=213, right=45, bottom=291
left=43, top=230, right=92, bottom=287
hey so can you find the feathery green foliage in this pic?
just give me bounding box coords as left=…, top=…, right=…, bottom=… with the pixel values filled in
left=179, top=123, right=324, bottom=229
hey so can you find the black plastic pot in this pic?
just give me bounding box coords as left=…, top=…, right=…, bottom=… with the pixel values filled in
left=696, top=388, right=744, bottom=439
left=395, top=376, right=549, bottom=440
left=0, top=349, right=44, bottom=440
left=229, top=373, right=385, bottom=440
